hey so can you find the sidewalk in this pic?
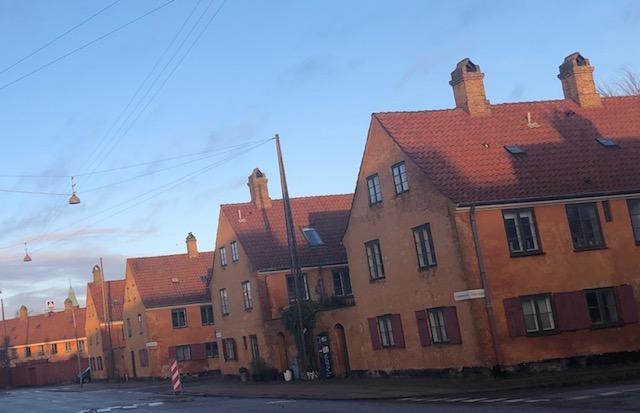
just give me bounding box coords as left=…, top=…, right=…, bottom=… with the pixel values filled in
left=175, top=364, right=640, bottom=401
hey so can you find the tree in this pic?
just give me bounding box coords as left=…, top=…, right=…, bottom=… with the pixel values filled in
left=598, top=69, right=640, bottom=96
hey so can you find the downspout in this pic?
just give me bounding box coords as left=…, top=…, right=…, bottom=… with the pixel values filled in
left=469, top=205, right=503, bottom=373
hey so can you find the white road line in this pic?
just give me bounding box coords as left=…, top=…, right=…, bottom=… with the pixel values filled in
left=97, top=409, right=113, bottom=412
left=148, top=402, right=164, bottom=407
left=480, top=398, right=507, bottom=403
left=445, top=397, right=469, bottom=402
left=600, top=391, right=622, bottom=396
left=122, top=405, right=138, bottom=410
left=266, top=400, right=296, bottom=404
left=503, top=398, right=526, bottom=403
left=525, top=399, right=551, bottom=403
left=565, top=395, right=594, bottom=400
left=462, top=398, right=487, bottom=402
left=426, top=397, right=449, bottom=402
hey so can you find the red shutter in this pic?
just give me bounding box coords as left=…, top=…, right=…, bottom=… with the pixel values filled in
left=503, top=297, right=526, bottom=337
left=415, top=310, right=431, bottom=347
left=168, top=346, right=176, bottom=360
left=192, top=343, right=206, bottom=360
left=443, top=307, right=462, bottom=344
left=367, top=317, right=381, bottom=350
left=615, top=284, right=639, bottom=324
left=553, top=291, right=591, bottom=331
left=391, top=314, right=405, bottom=348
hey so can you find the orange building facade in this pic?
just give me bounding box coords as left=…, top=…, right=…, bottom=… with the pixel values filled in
left=121, top=235, right=219, bottom=378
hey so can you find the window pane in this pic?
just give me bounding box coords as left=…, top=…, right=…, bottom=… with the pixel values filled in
left=518, top=210, right=539, bottom=251
left=504, top=216, right=522, bottom=252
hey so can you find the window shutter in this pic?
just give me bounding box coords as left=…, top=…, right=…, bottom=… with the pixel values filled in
left=503, top=297, right=526, bottom=337
left=553, top=291, right=591, bottom=331
left=192, top=343, right=206, bottom=360
left=367, top=317, right=381, bottom=350
left=415, top=310, right=431, bottom=347
left=443, top=307, right=462, bottom=344
left=391, top=314, right=405, bottom=348
left=168, top=346, right=177, bottom=360
left=222, top=340, right=228, bottom=361
left=615, top=284, right=639, bottom=324
left=231, top=338, right=238, bottom=360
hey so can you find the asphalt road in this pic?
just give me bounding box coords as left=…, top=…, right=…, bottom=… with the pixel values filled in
left=3, top=381, right=640, bottom=412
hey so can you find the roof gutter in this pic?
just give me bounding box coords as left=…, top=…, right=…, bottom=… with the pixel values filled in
left=469, top=205, right=503, bottom=371
left=457, top=189, right=640, bottom=210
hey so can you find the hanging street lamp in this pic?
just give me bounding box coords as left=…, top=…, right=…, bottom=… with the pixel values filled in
left=68, top=176, right=80, bottom=205
left=23, top=242, right=32, bottom=262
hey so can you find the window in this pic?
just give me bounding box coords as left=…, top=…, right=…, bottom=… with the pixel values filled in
left=223, top=338, right=236, bottom=361
left=602, top=200, right=612, bottom=222
left=596, top=137, right=618, bottom=147
left=126, top=318, right=132, bottom=337
left=521, top=295, right=555, bottom=334
left=90, top=357, right=95, bottom=371
left=77, top=340, right=84, bottom=352
left=391, top=162, right=409, bottom=194
left=366, top=174, right=382, bottom=205
left=249, top=335, right=260, bottom=361
left=65, top=341, right=72, bottom=352
left=176, top=345, right=192, bottom=362
left=25, top=347, right=31, bottom=357
left=286, top=273, right=310, bottom=302
left=242, top=281, right=253, bottom=310
left=51, top=343, right=58, bottom=355
left=365, top=240, right=385, bottom=280
left=427, top=309, right=449, bottom=343
left=503, top=208, right=541, bottom=255
left=586, top=288, right=619, bottom=326
left=137, top=313, right=144, bottom=334
left=97, top=356, right=103, bottom=371
left=377, top=315, right=395, bottom=347
left=332, top=269, right=352, bottom=296
left=628, top=199, right=640, bottom=245
left=566, top=203, right=605, bottom=249
left=171, top=308, right=187, bottom=329
left=301, top=228, right=324, bottom=246
left=37, top=345, right=44, bottom=356
left=505, top=144, right=526, bottom=155
left=230, top=241, right=239, bottom=262
left=219, top=247, right=228, bottom=267
left=220, top=289, right=230, bottom=315
left=200, top=305, right=214, bottom=325
left=206, top=342, right=219, bottom=358
left=412, top=224, right=437, bottom=267
left=139, top=349, right=149, bottom=367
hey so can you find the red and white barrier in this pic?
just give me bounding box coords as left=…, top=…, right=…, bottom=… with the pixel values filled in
left=170, top=359, right=182, bottom=393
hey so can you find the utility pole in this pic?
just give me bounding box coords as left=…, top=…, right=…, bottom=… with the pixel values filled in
left=99, top=258, right=115, bottom=381
left=274, top=134, right=308, bottom=374
left=1, top=292, right=12, bottom=387
left=71, top=301, right=83, bottom=388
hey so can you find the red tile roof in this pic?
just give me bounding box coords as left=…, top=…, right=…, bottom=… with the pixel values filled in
left=127, top=251, right=214, bottom=308
left=0, top=308, right=86, bottom=347
left=221, top=194, right=352, bottom=272
left=374, top=96, right=640, bottom=205
left=87, top=279, right=125, bottom=322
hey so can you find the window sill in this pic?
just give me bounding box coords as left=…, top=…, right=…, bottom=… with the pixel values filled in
left=525, top=329, right=560, bottom=337
left=369, top=201, right=383, bottom=207
left=417, top=264, right=437, bottom=272
left=590, top=321, right=623, bottom=330
left=369, top=277, right=386, bottom=284
left=244, top=307, right=253, bottom=312
left=509, top=250, right=545, bottom=258
left=573, top=245, right=607, bottom=252
left=394, top=189, right=409, bottom=198
left=171, top=326, right=188, bottom=330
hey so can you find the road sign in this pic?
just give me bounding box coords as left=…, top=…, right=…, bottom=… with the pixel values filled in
left=453, top=289, right=485, bottom=301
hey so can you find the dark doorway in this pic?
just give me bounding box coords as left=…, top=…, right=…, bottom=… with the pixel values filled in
left=130, top=351, right=137, bottom=378
left=28, top=367, right=37, bottom=386
left=334, top=323, right=351, bottom=377
left=277, top=332, right=288, bottom=372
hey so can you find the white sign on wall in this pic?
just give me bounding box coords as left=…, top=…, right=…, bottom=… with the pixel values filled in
left=454, top=289, right=486, bottom=301
left=215, top=332, right=222, bottom=338
left=146, top=341, right=158, bottom=348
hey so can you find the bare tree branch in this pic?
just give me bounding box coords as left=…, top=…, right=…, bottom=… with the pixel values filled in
left=598, top=69, right=640, bottom=96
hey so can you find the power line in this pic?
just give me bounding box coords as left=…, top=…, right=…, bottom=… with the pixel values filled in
left=0, top=0, right=178, bottom=92
left=0, top=189, right=68, bottom=196
left=0, top=0, right=123, bottom=76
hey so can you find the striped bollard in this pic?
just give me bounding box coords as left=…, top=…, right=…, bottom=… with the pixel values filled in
left=170, top=359, right=182, bottom=394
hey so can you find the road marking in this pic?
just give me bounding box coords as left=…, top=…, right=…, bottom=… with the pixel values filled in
left=600, top=391, right=622, bottom=396
left=266, top=400, right=296, bottom=404
left=462, top=398, right=487, bottom=402
left=148, top=402, right=164, bottom=407
left=565, top=395, right=594, bottom=400
left=445, top=397, right=469, bottom=402
left=481, top=398, right=507, bottom=403
left=525, top=399, right=551, bottom=403
left=503, top=398, right=526, bottom=403
left=122, top=405, right=138, bottom=410
left=425, top=398, right=448, bottom=402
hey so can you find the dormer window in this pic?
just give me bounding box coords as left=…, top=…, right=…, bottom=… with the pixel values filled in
left=505, top=145, right=526, bottom=155
left=302, top=228, right=324, bottom=246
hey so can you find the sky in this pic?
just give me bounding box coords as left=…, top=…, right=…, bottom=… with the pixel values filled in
left=0, top=0, right=639, bottom=316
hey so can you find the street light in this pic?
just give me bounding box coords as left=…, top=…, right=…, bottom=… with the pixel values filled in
left=23, top=243, right=31, bottom=263
left=68, top=177, right=80, bottom=205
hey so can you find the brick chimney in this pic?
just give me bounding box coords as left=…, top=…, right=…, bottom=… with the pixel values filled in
left=64, top=298, right=73, bottom=311
left=92, top=264, right=103, bottom=283
left=186, top=232, right=199, bottom=258
left=19, top=305, right=28, bottom=320
left=558, top=52, right=602, bottom=108
left=248, top=168, right=272, bottom=209
left=450, top=58, right=491, bottom=115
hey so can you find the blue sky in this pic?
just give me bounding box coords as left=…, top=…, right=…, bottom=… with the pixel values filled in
left=0, top=0, right=638, bottom=315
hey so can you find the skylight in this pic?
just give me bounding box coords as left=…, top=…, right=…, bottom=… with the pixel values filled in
left=302, top=228, right=324, bottom=246
left=504, top=145, right=526, bottom=155
left=596, top=137, right=618, bottom=148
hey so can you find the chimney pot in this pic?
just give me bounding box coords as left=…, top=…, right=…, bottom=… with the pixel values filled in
left=92, top=264, right=103, bottom=283
left=186, top=232, right=199, bottom=258
left=19, top=305, right=28, bottom=320
left=247, top=168, right=272, bottom=209
left=558, top=52, right=602, bottom=108
left=449, top=58, right=491, bottom=115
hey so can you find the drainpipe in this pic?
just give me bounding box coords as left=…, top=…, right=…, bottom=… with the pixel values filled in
left=469, top=205, right=503, bottom=373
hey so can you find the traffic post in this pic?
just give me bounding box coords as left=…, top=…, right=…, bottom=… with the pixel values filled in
left=170, top=359, right=182, bottom=394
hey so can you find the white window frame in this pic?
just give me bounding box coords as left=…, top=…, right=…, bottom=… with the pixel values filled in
left=230, top=241, right=239, bottom=262
left=242, top=281, right=253, bottom=310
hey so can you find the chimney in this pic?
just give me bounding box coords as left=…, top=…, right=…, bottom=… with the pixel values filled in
left=248, top=168, right=272, bottom=209
left=19, top=305, right=28, bottom=320
left=558, top=52, right=602, bottom=108
left=450, top=58, right=491, bottom=115
left=64, top=298, right=73, bottom=311
left=92, top=264, right=103, bottom=283
left=186, top=232, right=199, bottom=258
